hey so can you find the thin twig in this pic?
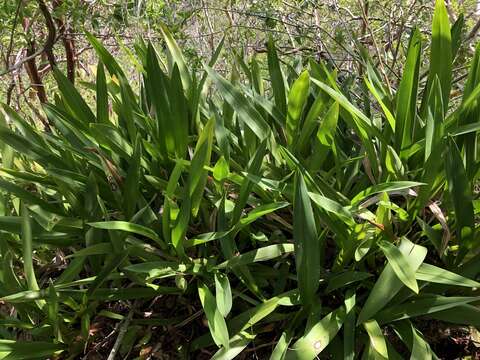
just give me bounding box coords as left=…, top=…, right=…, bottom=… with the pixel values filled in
left=106, top=309, right=134, bottom=360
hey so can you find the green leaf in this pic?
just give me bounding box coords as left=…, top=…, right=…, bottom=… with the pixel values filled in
left=124, top=261, right=187, bottom=279
left=88, top=221, right=164, bottom=248
left=422, top=0, right=452, bottom=113
left=310, top=78, right=380, bottom=174
left=363, top=320, right=388, bottom=359
left=162, top=162, right=183, bottom=244
left=351, top=181, right=424, bottom=205
left=0, top=340, right=64, bottom=359
left=267, top=36, right=287, bottom=118
left=295, top=91, right=330, bottom=155
left=285, top=307, right=346, bottom=359
left=238, top=202, right=289, bottom=228
left=96, top=61, right=109, bottom=124
left=286, top=70, right=310, bottom=144
left=65, top=243, right=113, bottom=258
left=451, top=14, right=464, bottom=60
left=215, top=244, right=294, bottom=269
left=210, top=332, right=255, bottom=360
left=293, top=171, right=320, bottom=306
left=424, top=76, right=445, bottom=162
left=231, top=140, right=267, bottom=226
left=53, top=67, right=96, bottom=125
left=123, top=135, right=142, bottom=219
left=357, top=238, right=427, bottom=324
left=184, top=230, right=232, bottom=248
left=416, top=263, right=480, bottom=287
left=215, top=273, right=232, bottom=318
left=86, top=31, right=125, bottom=76
left=188, top=117, right=215, bottom=215
left=411, top=324, right=433, bottom=360
left=270, top=332, right=291, bottom=360
left=87, top=249, right=131, bottom=296
left=445, top=137, right=475, bottom=261
left=198, top=282, right=229, bottom=349
left=310, top=101, right=339, bottom=168
left=344, top=291, right=356, bottom=360
left=395, top=28, right=421, bottom=151
left=459, top=42, right=480, bottom=177
left=308, top=192, right=352, bottom=222
left=429, top=304, right=480, bottom=328
left=365, top=78, right=395, bottom=131
left=159, top=23, right=191, bottom=92
left=377, top=240, right=419, bottom=293
left=21, top=203, right=45, bottom=308
left=213, top=156, right=229, bottom=182
left=376, top=295, right=480, bottom=324
left=206, top=66, right=271, bottom=140
left=326, top=271, right=372, bottom=293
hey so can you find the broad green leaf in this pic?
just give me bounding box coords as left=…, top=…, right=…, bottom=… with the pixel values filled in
left=365, top=78, right=395, bottom=131
left=87, top=249, right=131, bottom=296
left=86, top=31, right=125, bottom=76
left=363, top=320, right=388, bottom=359
left=96, top=61, right=109, bottom=124
left=326, top=271, right=372, bottom=293
left=123, top=135, right=142, bottom=219
left=238, top=202, right=289, bottom=228
left=0, top=340, right=64, bottom=359
left=310, top=101, right=339, bottom=168
left=286, top=70, right=310, bottom=144
left=395, top=28, right=421, bottom=151
left=429, top=304, right=480, bottom=328
left=376, top=295, right=480, bottom=324
left=162, top=162, right=183, bottom=244
left=411, top=325, right=433, bottom=360
left=159, top=23, right=191, bottom=92
left=215, top=273, right=232, bottom=318
left=21, top=203, right=45, bottom=309
left=210, top=332, right=255, bottom=360
left=198, top=283, right=229, bottom=349
left=125, top=261, right=189, bottom=279
left=445, top=137, right=475, bottom=261
left=213, top=156, right=229, bottom=182
left=344, top=291, right=356, bottom=360
left=293, top=171, right=320, bottom=306
left=216, top=244, right=294, bottom=269
left=88, top=221, right=164, bottom=248
left=385, top=145, right=405, bottom=177
left=270, top=332, right=291, bottom=360
left=424, top=77, right=444, bottom=162
left=459, top=42, right=480, bottom=177
left=188, top=117, right=215, bottom=215
left=377, top=240, right=419, bottom=293
left=357, top=238, right=427, bottom=324
left=308, top=192, right=352, bottom=222
left=53, top=67, right=96, bottom=125
left=267, top=36, right=287, bottom=118
left=206, top=66, right=271, bottom=140
left=416, top=263, right=480, bottom=287
left=311, top=78, right=379, bottom=174
left=422, top=0, right=452, bottom=113
left=285, top=307, right=346, bottom=359
left=451, top=14, right=464, bottom=59
left=184, top=231, right=232, bottom=248
left=351, top=181, right=423, bottom=205
left=65, top=243, right=113, bottom=258
left=145, top=43, right=174, bottom=157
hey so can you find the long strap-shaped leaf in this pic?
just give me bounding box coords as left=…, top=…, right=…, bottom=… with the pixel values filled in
left=293, top=171, right=320, bottom=307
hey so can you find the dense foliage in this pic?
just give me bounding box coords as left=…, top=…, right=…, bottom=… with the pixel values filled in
left=2, top=0, right=480, bottom=359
